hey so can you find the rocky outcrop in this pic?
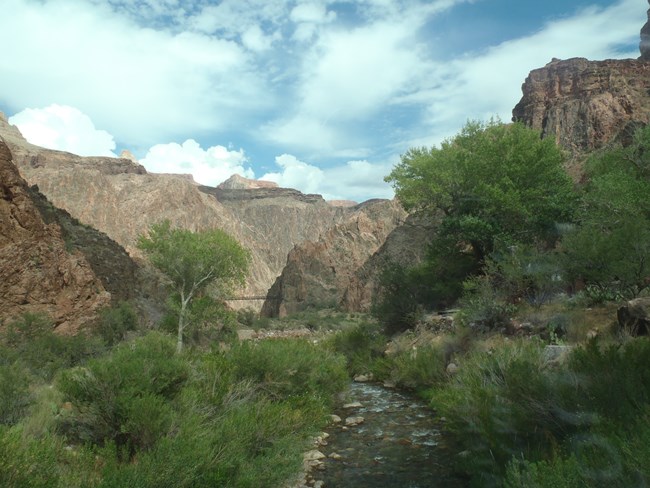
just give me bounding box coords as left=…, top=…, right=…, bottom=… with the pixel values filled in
left=0, top=138, right=110, bottom=333
left=641, top=1, right=650, bottom=61
left=341, top=212, right=439, bottom=312
left=512, top=58, right=650, bottom=158
left=261, top=200, right=406, bottom=317
left=217, top=174, right=277, bottom=190
left=617, top=297, right=650, bottom=336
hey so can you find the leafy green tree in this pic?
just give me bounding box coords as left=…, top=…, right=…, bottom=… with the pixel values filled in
left=562, top=125, right=650, bottom=298
left=386, top=120, right=575, bottom=261
left=137, top=221, right=250, bottom=352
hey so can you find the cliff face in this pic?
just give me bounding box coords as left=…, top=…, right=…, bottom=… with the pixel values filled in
left=261, top=199, right=406, bottom=317
left=0, top=139, right=111, bottom=332
left=341, top=212, right=439, bottom=313
left=512, top=58, right=650, bottom=159
left=0, top=114, right=368, bottom=308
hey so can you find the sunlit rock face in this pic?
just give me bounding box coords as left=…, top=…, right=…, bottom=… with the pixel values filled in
left=0, top=114, right=405, bottom=311
left=0, top=138, right=110, bottom=333
left=513, top=58, right=650, bottom=158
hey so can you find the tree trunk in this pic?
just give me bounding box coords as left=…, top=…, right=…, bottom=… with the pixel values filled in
left=177, top=298, right=188, bottom=354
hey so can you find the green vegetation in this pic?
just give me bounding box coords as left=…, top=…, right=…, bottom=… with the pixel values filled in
left=0, top=311, right=347, bottom=488
left=377, top=120, right=575, bottom=332
left=368, top=121, right=650, bottom=486
left=137, top=220, right=251, bottom=352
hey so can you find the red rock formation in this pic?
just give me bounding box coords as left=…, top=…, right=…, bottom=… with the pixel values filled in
left=0, top=138, right=110, bottom=333
left=512, top=58, right=650, bottom=157
left=261, top=199, right=406, bottom=317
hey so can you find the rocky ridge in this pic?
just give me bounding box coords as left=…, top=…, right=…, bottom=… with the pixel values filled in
left=261, top=199, right=407, bottom=317
left=0, top=114, right=394, bottom=309
left=0, top=138, right=110, bottom=332
left=512, top=57, right=650, bottom=163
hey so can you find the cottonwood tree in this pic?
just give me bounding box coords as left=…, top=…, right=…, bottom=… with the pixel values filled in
left=138, top=221, right=250, bottom=352
left=376, top=120, right=576, bottom=322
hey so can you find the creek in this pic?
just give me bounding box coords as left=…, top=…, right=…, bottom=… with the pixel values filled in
left=316, top=382, right=466, bottom=488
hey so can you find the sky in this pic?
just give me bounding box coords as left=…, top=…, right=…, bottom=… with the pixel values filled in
left=0, top=0, right=643, bottom=202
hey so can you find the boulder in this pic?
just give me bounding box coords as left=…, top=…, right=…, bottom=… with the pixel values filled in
left=617, top=297, right=650, bottom=336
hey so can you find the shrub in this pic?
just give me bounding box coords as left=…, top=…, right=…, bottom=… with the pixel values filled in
left=384, top=344, right=447, bottom=393
left=0, top=363, right=32, bottom=425
left=326, top=322, right=386, bottom=376
left=57, top=332, right=188, bottom=460
left=3, top=313, right=103, bottom=381
left=96, top=302, right=138, bottom=346
left=224, top=339, right=348, bottom=402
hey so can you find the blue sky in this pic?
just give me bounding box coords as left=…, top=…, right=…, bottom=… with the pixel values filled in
left=0, top=0, right=643, bottom=201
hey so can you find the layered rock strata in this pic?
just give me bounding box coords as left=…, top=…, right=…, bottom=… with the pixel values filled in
left=512, top=58, right=650, bottom=157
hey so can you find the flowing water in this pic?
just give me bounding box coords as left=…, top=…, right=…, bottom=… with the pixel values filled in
left=318, top=382, right=466, bottom=488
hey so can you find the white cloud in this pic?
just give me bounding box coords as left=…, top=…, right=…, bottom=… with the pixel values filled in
left=262, top=153, right=393, bottom=201
left=290, top=3, right=336, bottom=24
left=414, top=0, right=641, bottom=147
left=0, top=0, right=261, bottom=148
left=9, top=105, right=116, bottom=157
left=140, top=139, right=254, bottom=186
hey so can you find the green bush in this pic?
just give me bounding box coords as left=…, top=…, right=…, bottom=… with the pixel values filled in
left=384, top=344, right=447, bottom=394
left=96, top=302, right=138, bottom=346
left=2, top=313, right=104, bottom=381
left=0, top=363, right=32, bottom=425
left=57, top=332, right=188, bottom=460
left=434, top=338, right=650, bottom=485
left=326, top=322, right=386, bottom=376
left=224, top=339, right=348, bottom=402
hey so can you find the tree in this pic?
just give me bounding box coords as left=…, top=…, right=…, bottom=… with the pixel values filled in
left=386, top=120, right=576, bottom=261
left=561, top=125, right=650, bottom=298
left=379, top=121, right=576, bottom=319
left=138, top=221, right=250, bottom=352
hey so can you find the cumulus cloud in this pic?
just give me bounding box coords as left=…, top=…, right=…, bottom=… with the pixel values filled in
left=262, top=153, right=393, bottom=201
left=140, top=140, right=254, bottom=186
left=9, top=105, right=116, bottom=157
left=0, top=0, right=261, bottom=147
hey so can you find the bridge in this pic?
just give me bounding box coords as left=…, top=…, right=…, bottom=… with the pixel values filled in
left=224, top=295, right=281, bottom=301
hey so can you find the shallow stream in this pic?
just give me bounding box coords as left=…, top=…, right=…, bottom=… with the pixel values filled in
left=318, top=382, right=466, bottom=488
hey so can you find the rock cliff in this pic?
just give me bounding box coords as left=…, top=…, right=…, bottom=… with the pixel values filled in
left=0, top=114, right=375, bottom=309
left=261, top=199, right=406, bottom=317
left=512, top=57, right=650, bottom=161
left=0, top=138, right=111, bottom=333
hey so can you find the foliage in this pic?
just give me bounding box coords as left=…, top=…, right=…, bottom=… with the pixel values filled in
left=432, top=337, right=650, bottom=486
left=57, top=333, right=188, bottom=461
left=0, top=364, right=32, bottom=426
left=2, top=313, right=103, bottom=381
left=562, top=125, right=650, bottom=298
left=380, top=120, right=575, bottom=328
left=386, top=120, right=575, bottom=261
left=96, top=302, right=138, bottom=347
left=326, top=322, right=387, bottom=376
left=224, top=339, right=348, bottom=402
left=137, top=220, right=251, bottom=352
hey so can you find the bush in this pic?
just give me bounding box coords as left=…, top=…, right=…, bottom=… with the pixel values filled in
left=326, top=322, right=386, bottom=376
left=57, top=332, right=188, bottom=460
left=433, top=337, right=650, bottom=485
left=384, top=344, right=447, bottom=394
left=224, top=339, right=348, bottom=402
left=96, top=302, right=138, bottom=346
left=2, top=313, right=103, bottom=381
left=0, top=363, right=32, bottom=425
